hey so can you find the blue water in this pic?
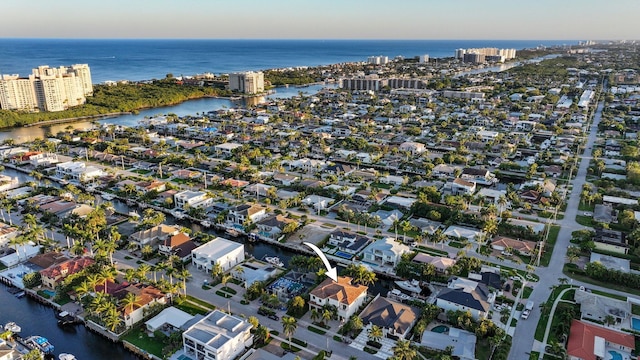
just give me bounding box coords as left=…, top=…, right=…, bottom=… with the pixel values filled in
left=609, top=350, right=623, bottom=360
left=335, top=251, right=353, bottom=259
left=632, top=317, right=640, bottom=330
left=0, top=39, right=576, bottom=83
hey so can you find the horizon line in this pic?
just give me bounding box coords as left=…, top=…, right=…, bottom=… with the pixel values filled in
left=0, top=37, right=589, bottom=42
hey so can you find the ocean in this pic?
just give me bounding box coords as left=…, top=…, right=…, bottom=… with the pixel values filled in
left=0, top=39, right=576, bottom=83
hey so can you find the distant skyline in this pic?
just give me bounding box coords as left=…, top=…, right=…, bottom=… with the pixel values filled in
left=3, top=0, right=639, bottom=40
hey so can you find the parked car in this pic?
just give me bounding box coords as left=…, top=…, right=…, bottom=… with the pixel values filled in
left=268, top=314, right=279, bottom=321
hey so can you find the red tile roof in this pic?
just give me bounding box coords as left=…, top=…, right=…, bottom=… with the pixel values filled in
left=567, top=320, right=635, bottom=360
left=310, top=276, right=367, bottom=306
left=40, top=257, right=94, bottom=282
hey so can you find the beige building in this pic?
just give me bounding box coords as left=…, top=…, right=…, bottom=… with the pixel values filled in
left=0, top=64, right=93, bottom=112
left=229, top=71, right=264, bottom=94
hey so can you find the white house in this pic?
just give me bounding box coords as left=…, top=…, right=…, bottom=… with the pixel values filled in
left=182, top=310, right=253, bottom=360
left=449, top=178, right=476, bottom=195
left=191, top=237, right=245, bottom=272
left=214, top=142, right=243, bottom=156
left=55, top=161, right=104, bottom=182
left=399, top=141, right=426, bottom=154
left=174, top=190, right=212, bottom=210
left=309, top=277, right=368, bottom=322
left=361, top=238, right=410, bottom=267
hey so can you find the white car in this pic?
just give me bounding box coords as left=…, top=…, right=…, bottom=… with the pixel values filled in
left=521, top=309, right=531, bottom=319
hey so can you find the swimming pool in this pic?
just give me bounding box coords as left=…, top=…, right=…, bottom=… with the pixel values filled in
left=334, top=251, right=352, bottom=259
left=431, top=325, right=449, bottom=333
left=632, top=317, right=640, bottom=331
left=42, top=289, right=56, bottom=298
left=609, top=350, right=622, bottom=360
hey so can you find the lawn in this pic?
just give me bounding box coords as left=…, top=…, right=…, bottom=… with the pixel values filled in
left=415, top=245, right=449, bottom=256
left=575, top=215, right=595, bottom=227
left=578, top=201, right=595, bottom=212
left=185, top=295, right=216, bottom=310
left=534, top=285, right=571, bottom=341
left=540, top=225, right=560, bottom=267
left=173, top=302, right=209, bottom=316
left=448, top=241, right=466, bottom=249
left=122, top=327, right=164, bottom=358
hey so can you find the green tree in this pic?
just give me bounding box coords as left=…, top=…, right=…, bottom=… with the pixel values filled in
left=281, top=316, right=298, bottom=348
left=391, top=339, right=417, bottom=360
left=367, top=324, right=383, bottom=344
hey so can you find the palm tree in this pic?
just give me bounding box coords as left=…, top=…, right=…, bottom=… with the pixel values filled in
left=348, top=315, right=363, bottom=336
left=310, top=308, right=321, bottom=324
left=103, top=305, right=123, bottom=332
left=367, top=324, right=383, bottom=344
left=392, top=339, right=417, bottom=360
left=281, top=316, right=298, bottom=348
left=75, top=280, right=93, bottom=299
left=4, top=201, right=14, bottom=225
left=98, top=266, right=117, bottom=293
left=121, top=292, right=139, bottom=314
left=136, top=263, right=151, bottom=283
left=254, top=325, right=270, bottom=345
left=221, top=273, right=232, bottom=290
left=178, top=268, right=192, bottom=295
left=321, top=308, right=334, bottom=326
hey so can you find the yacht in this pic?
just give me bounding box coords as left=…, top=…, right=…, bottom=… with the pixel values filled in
left=394, top=279, right=422, bottom=294
left=100, top=193, right=115, bottom=201
left=59, top=354, right=77, bottom=360
left=4, top=322, right=21, bottom=333
left=201, top=220, right=211, bottom=228
left=387, top=289, right=412, bottom=301
left=264, top=256, right=284, bottom=267
left=170, top=209, right=186, bottom=219
left=128, top=211, right=140, bottom=219
left=25, top=336, right=54, bottom=354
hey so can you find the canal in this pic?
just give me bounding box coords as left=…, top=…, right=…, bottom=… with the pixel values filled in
left=0, top=285, right=137, bottom=360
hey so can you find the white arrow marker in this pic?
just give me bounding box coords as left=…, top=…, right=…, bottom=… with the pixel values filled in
left=303, top=242, right=338, bottom=282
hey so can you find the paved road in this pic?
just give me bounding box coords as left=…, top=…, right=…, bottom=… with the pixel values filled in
left=507, top=98, right=640, bottom=359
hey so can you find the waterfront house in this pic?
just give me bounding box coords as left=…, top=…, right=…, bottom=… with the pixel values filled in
left=173, top=190, right=212, bottom=210
left=145, top=306, right=194, bottom=334
left=359, top=294, right=421, bottom=339
left=135, top=180, right=166, bottom=193
left=40, top=257, right=95, bottom=289
left=361, top=237, right=410, bottom=268
left=191, top=237, right=245, bottom=272
left=226, top=204, right=267, bottom=226
left=327, top=229, right=371, bottom=254
left=182, top=310, right=253, bottom=360
left=55, top=161, right=105, bottom=182
left=129, top=224, right=180, bottom=250
left=254, top=215, right=297, bottom=241
left=411, top=253, right=456, bottom=274
left=435, top=277, right=494, bottom=320
left=117, top=284, right=168, bottom=329
left=0, top=222, right=18, bottom=250
left=309, top=276, right=368, bottom=322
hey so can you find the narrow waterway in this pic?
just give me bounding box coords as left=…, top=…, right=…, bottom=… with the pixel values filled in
left=0, top=285, right=137, bottom=360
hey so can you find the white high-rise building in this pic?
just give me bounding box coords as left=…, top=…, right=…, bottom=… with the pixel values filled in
left=0, top=64, right=93, bottom=112
left=419, top=54, right=430, bottom=63
left=367, top=55, right=389, bottom=65
left=229, top=71, right=264, bottom=94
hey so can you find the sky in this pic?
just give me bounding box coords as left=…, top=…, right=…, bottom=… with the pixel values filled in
left=3, top=0, right=639, bottom=40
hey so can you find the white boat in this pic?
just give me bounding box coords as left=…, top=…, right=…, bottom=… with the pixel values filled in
left=388, top=289, right=412, bottom=301
left=59, top=354, right=77, bottom=360
left=170, top=209, right=186, bottom=219
left=201, top=220, right=211, bottom=228
left=101, top=193, right=115, bottom=201
left=394, top=279, right=422, bottom=294
left=25, top=336, right=54, bottom=354
left=264, top=256, right=284, bottom=267
left=128, top=211, right=140, bottom=218
left=4, top=322, right=21, bottom=333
